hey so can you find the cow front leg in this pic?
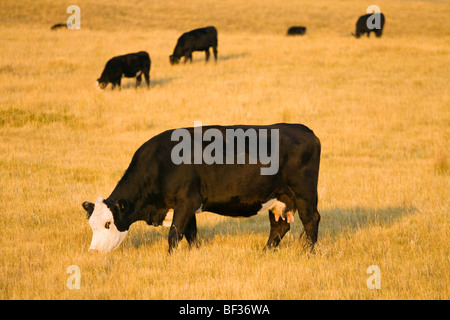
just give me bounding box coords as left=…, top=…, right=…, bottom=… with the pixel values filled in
left=136, top=75, right=142, bottom=88
left=168, top=199, right=201, bottom=253
left=183, top=52, right=192, bottom=64
left=184, top=215, right=199, bottom=249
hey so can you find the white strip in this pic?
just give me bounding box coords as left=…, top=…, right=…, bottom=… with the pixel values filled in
left=258, top=198, right=295, bottom=223
left=162, top=209, right=174, bottom=227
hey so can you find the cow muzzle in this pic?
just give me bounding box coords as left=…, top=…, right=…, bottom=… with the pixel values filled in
left=88, top=230, right=128, bottom=254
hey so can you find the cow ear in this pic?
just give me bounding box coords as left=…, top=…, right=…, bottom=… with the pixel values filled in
left=82, top=201, right=95, bottom=219
left=110, top=199, right=133, bottom=232
left=116, top=199, right=134, bottom=215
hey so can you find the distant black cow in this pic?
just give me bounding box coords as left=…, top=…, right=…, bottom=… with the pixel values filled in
left=96, top=51, right=151, bottom=90
left=352, top=13, right=385, bottom=38
left=51, top=23, right=66, bottom=30
left=170, top=26, right=218, bottom=65
left=287, top=26, right=306, bottom=36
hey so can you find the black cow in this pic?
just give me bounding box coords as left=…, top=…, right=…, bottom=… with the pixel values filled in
left=96, top=51, right=151, bottom=90
left=287, top=26, right=307, bottom=36
left=170, top=26, right=218, bottom=65
left=82, top=123, right=321, bottom=254
left=352, top=13, right=385, bottom=38
left=51, top=23, right=66, bottom=30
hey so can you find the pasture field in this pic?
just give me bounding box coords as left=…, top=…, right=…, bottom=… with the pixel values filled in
left=0, top=0, right=449, bottom=299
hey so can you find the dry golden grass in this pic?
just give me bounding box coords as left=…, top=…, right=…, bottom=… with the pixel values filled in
left=0, top=0, right=449, bottom=299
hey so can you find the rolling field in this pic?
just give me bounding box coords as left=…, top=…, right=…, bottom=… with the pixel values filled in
left=0, top=0, right=449, bottom=299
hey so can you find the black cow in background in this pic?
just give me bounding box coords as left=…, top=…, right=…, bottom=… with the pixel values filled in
left=352, top=13, right=385, bottom=38
left=51, top=23, right=67, bottom=30
left=170, top=26, right=218, bottom=65
left=96, top=51, right=151, bottom=90
left=287, top=26, right=307, bottom=36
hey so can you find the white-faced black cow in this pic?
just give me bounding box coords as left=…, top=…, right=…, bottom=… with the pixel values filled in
left=82, top=123, right=321, bottom=254
left=352, top=13, right=385, bottom=38
left=169, top=26, right=218, bottom=65
left=96, top=51, right=151, bottom=90
left=287, top=26, right=307, bottom=36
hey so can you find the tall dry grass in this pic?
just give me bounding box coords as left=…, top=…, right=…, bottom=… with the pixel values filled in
left=0, top=0, right=449, bottom=299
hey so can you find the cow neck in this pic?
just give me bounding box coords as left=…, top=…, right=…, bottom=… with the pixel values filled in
left=107, top=163, right=152, bottom=209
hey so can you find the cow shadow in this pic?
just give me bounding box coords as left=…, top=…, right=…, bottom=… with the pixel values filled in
left=126, top=205, right=416, bottom=250
left=313, top=205, right=416, bottom=239
left=175, top=52, right=249, bottom=65
left=218, top=52, right=249, bottom=62
left=120, top=77, right=176, bottom=90
left=198, top=205, right=416, bottom=243
left=150, top=77, right=176, bottom=88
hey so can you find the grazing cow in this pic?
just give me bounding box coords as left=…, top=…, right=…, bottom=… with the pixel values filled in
left=287, top=26, right=307, bottom=36
left=352, top=13, right=385, bottom=38
left=169, top=26, right=218, bottom=64
left=82, top=123, right=321, bottom=254
left=96, top=51, right=151, bottom=90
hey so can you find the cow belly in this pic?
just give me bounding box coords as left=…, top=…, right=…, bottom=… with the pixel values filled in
left=123, top=70, right=142, bottom=78
left=195, top=46, right=210, bottom=51
left=202, top=198, right=294, bottom=222
left=203, top=200, right=261, bottom=217
left=163, top=198, right=295, bottom=225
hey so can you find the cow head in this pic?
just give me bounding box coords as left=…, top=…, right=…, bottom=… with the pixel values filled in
left=82, top=197, right=131, bottom=253
left=96, top=78, right=108, bottom=89
left=169, top=55, right=180, bottom=65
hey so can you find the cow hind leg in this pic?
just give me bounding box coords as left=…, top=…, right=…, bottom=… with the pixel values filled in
left=294, top=196, right=320, bottom=252
left=264, top=210, right=291, bottom=250
left=168, top=225, right=183, bottom=253
left=205, top=49, right=210, bottom=62
left=184, top=215, right=199, bottom=249
left=213, top=46, right=218, bottom=62
left=144, top=71, right=150, bottom=88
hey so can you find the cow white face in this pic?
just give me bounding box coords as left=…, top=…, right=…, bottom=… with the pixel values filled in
left=82, top=197, right=128, bottom=253
left=95, top=79, right=107, bottom=90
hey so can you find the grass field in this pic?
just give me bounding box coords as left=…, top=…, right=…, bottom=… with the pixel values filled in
left=0, top=0, right=449, bottom=299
